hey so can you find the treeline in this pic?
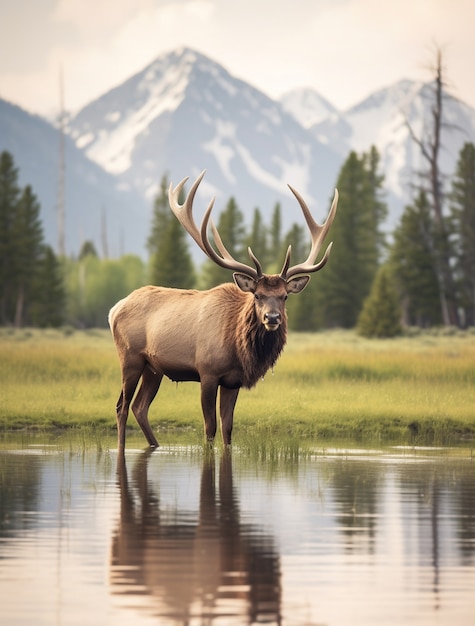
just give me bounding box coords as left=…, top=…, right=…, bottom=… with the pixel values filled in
left=1, top=139, right=474, bottom=334
left=1, top=59, right=474, bottom=335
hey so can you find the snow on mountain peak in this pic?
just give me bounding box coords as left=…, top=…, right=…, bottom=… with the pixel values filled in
left=280, top=87, right=338, bottom=128
left=64, top=47, right=475, bottom=238
left=69, top=48, right=206, bottom=174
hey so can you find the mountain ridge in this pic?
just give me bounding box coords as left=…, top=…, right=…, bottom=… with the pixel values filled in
left=2, top=46, right=475, bottom=259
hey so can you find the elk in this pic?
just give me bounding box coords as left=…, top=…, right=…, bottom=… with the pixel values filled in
left=109, top=171, right=338, bottom=450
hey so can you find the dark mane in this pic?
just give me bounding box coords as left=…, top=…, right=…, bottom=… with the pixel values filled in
left=234, top=291, right=287, bottom=388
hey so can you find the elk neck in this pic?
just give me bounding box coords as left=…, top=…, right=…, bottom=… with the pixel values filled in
left=235, top=289, right=287, bottom=389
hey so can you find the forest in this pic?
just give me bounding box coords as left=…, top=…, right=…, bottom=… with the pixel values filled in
left=1, top=61, right=474, bottom=336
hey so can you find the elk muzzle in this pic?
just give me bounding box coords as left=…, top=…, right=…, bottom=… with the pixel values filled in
left=263, top=311, right=282, bottom=332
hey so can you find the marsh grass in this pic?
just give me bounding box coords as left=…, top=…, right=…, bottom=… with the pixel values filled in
left=0, top=327, right=474, bottom=445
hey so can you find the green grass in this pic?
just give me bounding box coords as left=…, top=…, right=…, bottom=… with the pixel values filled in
left=1, top=327, right=474, bottom=445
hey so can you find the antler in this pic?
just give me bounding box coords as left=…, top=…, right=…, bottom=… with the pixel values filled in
left=168, top=171, right=263, bottom=280
left=281, top=186, right=339, bottom=280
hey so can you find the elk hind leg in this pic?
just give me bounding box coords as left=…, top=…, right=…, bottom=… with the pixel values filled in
left=116, top=357, right=146, bottom=451
left=219, top=387, right=239, bottom=445
left=132, top=364, right=162, bottom=448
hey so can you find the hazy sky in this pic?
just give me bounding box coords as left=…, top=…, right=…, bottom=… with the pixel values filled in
left=1, top=0, right=474, bottom=117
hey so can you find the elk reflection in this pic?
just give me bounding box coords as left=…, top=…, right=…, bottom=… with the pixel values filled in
left=110, top=450, right=281, bottom=624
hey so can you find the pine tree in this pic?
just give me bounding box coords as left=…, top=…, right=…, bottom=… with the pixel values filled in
left=280, top=223, right=310, bottom=330
left=79, top=241, right=98, bottom=259
left=0, top=151, right=21, bottom=323
left=11, top=185, right=44, bottom=326
left=357, top=265, right=402, bottom=338
left=449, top=142, right=475, bottom=326
left=148, top=175, right=172, bottom=282
left=148, top=174, right=195, bottom=288
left=152, top=216, right=196, bottom=288
left=317, top=149, right=387, bottom=328
left=390, top=192, right=442, bottom=327
left=268, top=202, right=282, bottom=273
left=30, top=246, right=66, bottom=327
left=246, top=208, right=268, bottom=269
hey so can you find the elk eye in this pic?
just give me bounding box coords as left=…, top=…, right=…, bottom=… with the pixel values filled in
left=283, top=294, right=288, bottom=301
left=254, top=294, right=260, bottom=300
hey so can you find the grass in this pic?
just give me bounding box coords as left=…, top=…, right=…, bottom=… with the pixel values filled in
left=0, top=326, right=474, bottom=446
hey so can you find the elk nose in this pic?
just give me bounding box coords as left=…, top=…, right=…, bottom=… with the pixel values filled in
left=264, top=312, right=281, bottom=325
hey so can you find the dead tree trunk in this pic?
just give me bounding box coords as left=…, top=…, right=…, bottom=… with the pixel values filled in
left=407, top=48, right=460, bottom=327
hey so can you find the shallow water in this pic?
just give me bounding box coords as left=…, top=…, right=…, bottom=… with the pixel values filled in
left=0, top=437, right=474, bottom=626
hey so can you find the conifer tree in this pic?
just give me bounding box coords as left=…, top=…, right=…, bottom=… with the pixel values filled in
left=390, top=192, right=442, bottom=327
left=449, top=142, right=475, bottom=326
left=79, top=241, right=98, bottom=259
left=246, top=208, right=268, bottom=269
left=148, top=174, right=195, bottom=288
left=152, top=215, right=196, bottom=288
left=357, top=265, right=402, bottom=338
left=268, top=202, right=282, bottom=273
left=11, top=185, right=44, bottom=326
left=280, top=223, right=310, bottom=330
left=30, top=246, right=66, bottom=327
left=0, top=151, right=20, bottom=323
left=316, top=148, right=387, bottom=328
left=148, top=175, right=172, bottom=282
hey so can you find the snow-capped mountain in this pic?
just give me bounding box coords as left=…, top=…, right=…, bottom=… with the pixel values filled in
left=4, top=46, right=475, bottom=261
left=280, top=88, right=338, bottom=128
left=68, top=48, right=342, bottom=240
left=0, top=98, right=149, bottom=256
left=283, top=79, right=475, bottom=227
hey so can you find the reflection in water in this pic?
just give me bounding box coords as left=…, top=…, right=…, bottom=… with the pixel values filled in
left=0, top=441, right=474, bottom=626
left=110, top=450, right=282, bottom=624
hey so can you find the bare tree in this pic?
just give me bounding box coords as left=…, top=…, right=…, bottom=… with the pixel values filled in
left=406, top=47, right=459, bottom=326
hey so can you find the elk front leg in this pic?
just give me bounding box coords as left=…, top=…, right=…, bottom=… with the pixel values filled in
left=219, top=387, right=239, bottom=445
left=200, top=377, right=219, bottom=442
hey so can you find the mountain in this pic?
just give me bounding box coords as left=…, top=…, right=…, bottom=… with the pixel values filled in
left=280, top=88, right=339, bottom=128
left=0, top=98, right=149, bottom=257
left=283, top=79, right=475, bottom=228
left=4, top=48, right=475, bottom=262
left=68, top=47, right=342, bottom=243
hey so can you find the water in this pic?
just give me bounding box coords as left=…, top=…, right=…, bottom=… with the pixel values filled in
left=0, top=437, right=474, bottom=626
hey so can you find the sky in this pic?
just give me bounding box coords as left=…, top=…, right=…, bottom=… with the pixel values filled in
left=1, top=0, right=474, bottom=118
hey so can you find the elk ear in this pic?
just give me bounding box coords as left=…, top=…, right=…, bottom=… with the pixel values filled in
left=286, top=275, right=310, bottom=294
left=233, top=273, right=257, bottom=293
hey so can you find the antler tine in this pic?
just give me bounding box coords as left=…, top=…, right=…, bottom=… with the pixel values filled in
left=169, top=171, right=261, bottom=280
left=168, top=171, right=212, bottom=257
left=210, top=218, right=262, bottom=277
left=279, top=245, right=292, bottom=278
left=201, top=204, right=261, bottom=279
left=283, top=187, right=339, bottom=280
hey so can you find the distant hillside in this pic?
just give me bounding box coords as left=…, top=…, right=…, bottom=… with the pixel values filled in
left=0, top=98, right=149, bottom=257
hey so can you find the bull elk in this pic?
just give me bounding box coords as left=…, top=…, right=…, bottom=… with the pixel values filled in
left=109, top=171, right=338, bottom=450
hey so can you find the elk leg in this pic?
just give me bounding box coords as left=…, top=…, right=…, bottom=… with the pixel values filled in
left=117, top=358, right=146, bottom=451
left=219, top=387, right=239, bottom=445
left=200, top=377, right=219, bottom=442
left=132, top=365, right=162, bottom=448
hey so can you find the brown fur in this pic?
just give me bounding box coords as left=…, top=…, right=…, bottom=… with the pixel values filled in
left=110, top=175, right=337, bottom=451
left=228, top=284, right=287, bottom=388
left=109, top=277, right=293, bottom=450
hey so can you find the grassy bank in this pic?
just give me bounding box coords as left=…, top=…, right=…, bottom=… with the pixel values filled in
left=0, top=327, right=474, bottom=445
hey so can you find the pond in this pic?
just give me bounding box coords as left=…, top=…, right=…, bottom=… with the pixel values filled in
left=0, top=435, right=474, bottom=626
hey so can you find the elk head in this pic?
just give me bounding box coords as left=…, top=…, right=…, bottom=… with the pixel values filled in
left=168, top=171, right=338, bottom=332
